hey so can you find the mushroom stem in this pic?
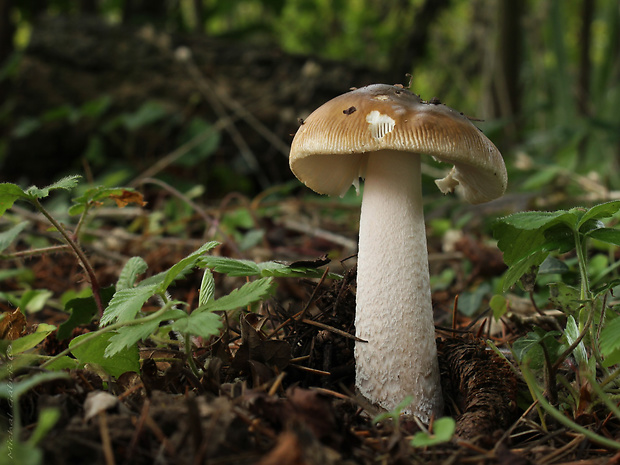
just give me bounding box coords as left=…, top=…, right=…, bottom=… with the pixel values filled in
left=355, top=150, right=443, bottom=422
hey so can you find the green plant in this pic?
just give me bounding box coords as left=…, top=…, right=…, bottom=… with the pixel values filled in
left=0, top=176, right=337, bottom=380
left=492, top=201, right=620, bottom=440
left=0, top=371, right=69, bottom=465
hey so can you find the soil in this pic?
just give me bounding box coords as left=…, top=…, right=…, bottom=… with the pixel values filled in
left=2, top=226, right=618, bottom=465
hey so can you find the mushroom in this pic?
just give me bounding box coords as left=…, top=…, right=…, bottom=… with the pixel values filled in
left=289, top=84, right=507, bottom=422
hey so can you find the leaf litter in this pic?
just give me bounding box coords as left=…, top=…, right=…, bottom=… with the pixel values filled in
left=1, top=200, right=620, bottom=464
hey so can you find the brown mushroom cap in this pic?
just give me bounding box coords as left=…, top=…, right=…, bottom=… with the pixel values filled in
left=289, top=84, right=507, bottom=204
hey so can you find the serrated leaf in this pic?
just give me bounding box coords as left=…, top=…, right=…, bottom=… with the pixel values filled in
left=24, top=175, right=81, bottom=199
left=69, top=186, right=128, bottom=215
left=201, top=256, right=261, bottom=276
left=162, top=241, right=219, bottom=290
left=100, top=283, right=159, bottom=326
left=117, top=257, right=148, bottom=291
left=202, top=277, right=275, bottom=312
left=70, top=331, right=139, bottom=377
left=58, top=286, right=115, bottom=340
left=577, top=201, right=620, bottom=229
left=0, top=221, right=29, bottom=253
left=257, top=261, right=339, bottom=279
left=104, top=309, right=185, bottom=357
left=171, top=311, right=223, bottom=339
left=0, top=183, right=27, bottom=216
left=199, top=268, right=215, bottom=306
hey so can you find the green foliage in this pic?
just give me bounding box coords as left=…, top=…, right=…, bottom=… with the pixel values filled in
left=0, top=371, right=69, bottom=465
left=494, top=200, right=620, bottom=435
left=201, top=256, right=341, bottom=279
left=70, top=331, right=140, bottom=376
left=0, top=176, right=335, bottom=386
left=57, top=287, right=115, bottom=340
left=0, top=176, right=80, bottom=215
left=493, top=201, right=620, bottom=294
left=411, top=417, right=456, bottom=448
left=0, top=222, right=29, bottom=253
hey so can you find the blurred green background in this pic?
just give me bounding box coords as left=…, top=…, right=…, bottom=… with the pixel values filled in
left=0, top=0, right=619, bottom=204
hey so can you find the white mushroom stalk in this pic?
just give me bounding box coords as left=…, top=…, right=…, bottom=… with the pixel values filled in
left=288, top=84, right=507, bottom=423
left=356, top=151, right=442, bottom=421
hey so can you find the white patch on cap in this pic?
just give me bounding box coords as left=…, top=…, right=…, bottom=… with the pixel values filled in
left=373, top=95, right=389, bottom=101
left=366, top=111, right=395, bottom=139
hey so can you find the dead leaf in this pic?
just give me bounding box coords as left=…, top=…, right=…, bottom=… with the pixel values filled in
left=109, top=190, right=147, bottom=208
left=83, top=391, right=119, bottom=421
left=0, top=308, right=27, bottom=340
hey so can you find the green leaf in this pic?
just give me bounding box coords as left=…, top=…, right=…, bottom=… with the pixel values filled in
left=198, top=268, right=215, bottom=306
left=457, top=282, right=491, bottom=317
left=577, top=201, right=620, bottom=229
left=116, top=256, right=148, bottom=291
left=104, top=309, right=185, bottom=358
left=512, top=328, right=563, bottom=369
left=0, top=371, right=69, bottom=400
left=490, top=294, right=508, bottom=320
left=27, top=407, right=61, bottom=446
left=202, top=277, right=275, bottom=312
left=373, top=395, right=413, bottom=424
left=257, top=261, right=339, bottom=279
left=174, top=117, right=220, bottom=167
left=70, top=331, right=139, bottom=377
left=0, top=221, right=29, bottom=253
left=24, top=175, right=81, bottom=199
left=0, top=183, right=27, bottom=216
left=20, top=289, right=53, bottom=313
left=122, top=100, right=169, bottom=131
left=548, top=282, right=581, bottom=315
left=600, top=316, right=620, bottom=367
left=9, top=324, right=56, bottom=355
left=171, top=311, right=223, bottom=339
left=493, top=210, right=578, bottom=265
left=201, top=256, right=337, bottom=279
left=587, top=228, right=620, bottom=247
left=564, top=315, right=588, bottom=366
left=539, top=255, right=569, bottom=275
left=201, top=256, right=261, bottom=276
left=0, top=439, right=43, bottom=465
left=411, top=417, right=456, bottom=447
left=100, top=283, right=159, bottom=326
left=0, top=440, right=43, bottom=465
left=42, top=355, right=79, bottom=371
left=80, top=95, right=112, bottom=119
left=58, top=286, right=115, bottom=339
left=161, top=241, right=219, bottom=290
left=69, top=186, right=129, bottom=215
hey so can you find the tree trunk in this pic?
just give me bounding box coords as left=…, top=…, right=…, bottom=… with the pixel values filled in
left=490, top=0, right=524, bottom=144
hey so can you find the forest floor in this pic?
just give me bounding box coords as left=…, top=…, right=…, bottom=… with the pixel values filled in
left=2, top=189, right=619, bottom=465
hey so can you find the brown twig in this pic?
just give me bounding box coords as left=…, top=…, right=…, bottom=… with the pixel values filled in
left=32, top=198, right=104, bottom=317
